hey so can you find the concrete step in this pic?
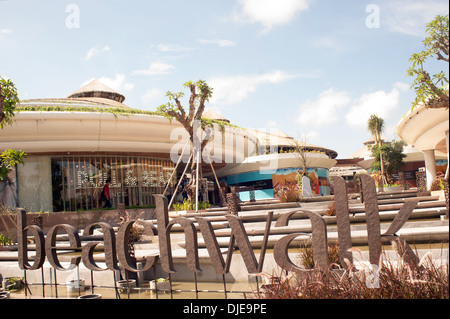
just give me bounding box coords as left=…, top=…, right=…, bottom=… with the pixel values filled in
left=349, top=200, right=447, bottom=214
left=151, top=199, right=447, bottom=232
left=376, top=190, right=420, bottom=200
left=189, top=223, right=449, bottom=249
left=208, top=208, right=449, bottom=238
left=377, top=196, right=440, bottom=205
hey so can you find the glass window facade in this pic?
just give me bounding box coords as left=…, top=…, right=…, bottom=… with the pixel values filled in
left=51, top=156, right=175, bottom=211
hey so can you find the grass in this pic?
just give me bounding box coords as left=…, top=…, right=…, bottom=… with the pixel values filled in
left=299, top=243, right=342, bottom=269
left=256, top=248, right=449, bottom=299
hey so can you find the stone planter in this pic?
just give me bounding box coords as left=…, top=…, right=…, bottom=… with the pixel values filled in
left=0, top=245, right=18, bottom=252
left=2, top=277, right=23, bottom=290
left=117, top=279, right=136, bottom=289
left=170, top=209, right=207, bottom=216
left=431, top=190, right=445, bottom=200
left=78, top=294, right=102, bottom=299
left=0, top=208, right=156, bottom=234
left=66, top=279, right=86, bottom=292
left=377, top=186, right=402, bottom=193
left=149, top=279, right=170, bottom=292
left=0, top=291, right=11, bottom=299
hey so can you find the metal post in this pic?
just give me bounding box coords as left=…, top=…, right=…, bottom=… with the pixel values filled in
left=41, top=267, right=45, bottom=297
left=163, top=139, right=190, bottom=196
left=222, top=274, right=228, bottom=299
left=195, top=147, right=199, bottom=213
left=90, top=270, right=94, bottom=294
left=168, top=154, right=193, bottom=208
left=153, top=266, right=158, bottom=299
left=168, top=273, right=173, bottom=299
left=113, top=271, right=120, bottom=299
left=194, top=271, right=199, bottom=299
left=53, top=268, right=58, bottom=298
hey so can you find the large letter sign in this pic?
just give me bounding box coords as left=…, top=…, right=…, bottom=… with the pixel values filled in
left=16, top=175, right=422, bottom=279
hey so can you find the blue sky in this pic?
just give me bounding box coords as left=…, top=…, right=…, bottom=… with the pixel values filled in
left=1, top=0, right=448, bottom=158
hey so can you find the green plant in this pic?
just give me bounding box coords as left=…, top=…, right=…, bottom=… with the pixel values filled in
left=172, top=199, right=211, bottom=211
left=406, top=14, right=449, bottom=110
left=198, top=201, right=211, bottom=210
left=369, top=140, right=407, bottom=185
left=367, top=114, right=387, bottom=184
left=0, top=76, right=19, bottom=128
left=173, top=199, right=190, bottom=211
left=0, top=233, right=13, bottom=246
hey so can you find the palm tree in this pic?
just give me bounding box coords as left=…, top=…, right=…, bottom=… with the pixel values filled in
left=367, top=114, right=387, bottom=186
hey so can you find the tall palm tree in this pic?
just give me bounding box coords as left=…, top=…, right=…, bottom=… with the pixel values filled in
left=367, top=114, right=387, bottom=185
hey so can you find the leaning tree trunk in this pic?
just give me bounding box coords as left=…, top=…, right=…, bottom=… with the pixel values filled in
left=185, top=135, right=203, bottom=207
left=378, top=136, right=388, bottom=187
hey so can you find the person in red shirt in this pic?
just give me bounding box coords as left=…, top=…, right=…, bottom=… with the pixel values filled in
left=102, top=178, right=112, bottom=208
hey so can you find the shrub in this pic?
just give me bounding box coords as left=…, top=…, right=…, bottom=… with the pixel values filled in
left=257, top=251, right=449, bottom=299
left=277, top=184, right=300, bottom=203
left=172, top=199, right=211, bottom=211
left=430, top=172, right=446, bottom=191
left=324, top=201, right=336, bottom=216
left=0, top=233, right=13, bottom=246
left=299, top=243, right=342, bottom=269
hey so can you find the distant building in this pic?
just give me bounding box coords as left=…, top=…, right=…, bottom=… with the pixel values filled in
left=332, top=135, right=448, bottom=189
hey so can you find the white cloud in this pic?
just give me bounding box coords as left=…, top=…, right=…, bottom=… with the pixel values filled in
left=0, top=28, right=13, bottom=34
left=314, top=37, right=347, bottom=53
left=266, top=120, right=278, bottom=128
left=209, top=70, right=296, bottom=105
left=297, top=88, right=352, bottom=126
left=303, top=130, right=319, bottom=142
left=141, top=88, right=163, bottom=104
left=233, top=0, right=310, bottom=33
left=345, top=82, right=409, bottom=127
left=82, top=73, right=134, bottom=92
left=85, top=45, right=111, bottom=60
left=383, top=0, right=449, bottom=36
left=296, top=82, right=409, bottom=128
left=197, top=38, right=237, bottom=47
left=132, top=62, right=175, bottom=76
left=155, top=43, right=194, bottom=52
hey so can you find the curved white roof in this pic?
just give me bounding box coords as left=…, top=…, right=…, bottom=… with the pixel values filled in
left=396, top=103, right=449, bottom=156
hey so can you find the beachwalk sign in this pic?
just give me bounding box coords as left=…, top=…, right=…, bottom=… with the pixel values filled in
left=16, top=175, right=422, bottom=278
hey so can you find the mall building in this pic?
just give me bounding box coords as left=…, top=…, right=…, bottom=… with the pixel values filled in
left=0, top=80, right=337, bottom=212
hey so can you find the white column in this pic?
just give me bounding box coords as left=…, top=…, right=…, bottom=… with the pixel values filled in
left=423, top=149, right=437, bottom=190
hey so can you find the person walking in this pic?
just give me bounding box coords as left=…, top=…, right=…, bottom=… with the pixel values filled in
left=101, top=178, right=112, bottom=208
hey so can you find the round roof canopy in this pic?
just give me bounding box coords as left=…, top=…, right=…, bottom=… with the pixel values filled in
left=203, top=109, right=230, bottom=123
left=68, top=79, right=126, bottom=103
